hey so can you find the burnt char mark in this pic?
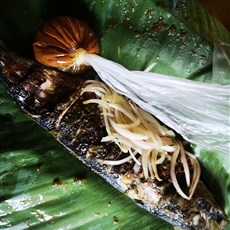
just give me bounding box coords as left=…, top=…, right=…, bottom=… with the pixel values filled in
left=0, top=49, right=35, bottom=84
left=57, top=96, right=106, bottom=156
left=196, top=197, right=212, bottom=211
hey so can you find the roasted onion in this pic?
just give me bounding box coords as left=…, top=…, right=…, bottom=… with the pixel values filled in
left=33, top=16, right=100, bottom=73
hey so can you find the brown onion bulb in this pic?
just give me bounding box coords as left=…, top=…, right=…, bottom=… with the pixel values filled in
left=33, top=16, right=100, bottom=73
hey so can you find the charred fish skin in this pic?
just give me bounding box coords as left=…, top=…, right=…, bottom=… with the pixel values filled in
left=0, top=49, right=228, bottom=230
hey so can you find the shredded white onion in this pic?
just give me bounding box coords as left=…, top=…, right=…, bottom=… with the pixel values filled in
left=82, top=81, right=201, bottom=199
left=179, top=141, right=190, bottom=187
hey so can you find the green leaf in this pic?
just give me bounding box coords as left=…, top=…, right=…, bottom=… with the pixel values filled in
left=153, top=0, right=230, bottom=44
left=197, top=148, right=230, bottom=226
left=81, top=0, right=214, bottom=81
left=0, top=0, right=229, bottom=229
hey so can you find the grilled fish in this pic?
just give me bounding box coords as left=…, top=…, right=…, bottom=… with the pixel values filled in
left=0, top=49, right=228, bottom=230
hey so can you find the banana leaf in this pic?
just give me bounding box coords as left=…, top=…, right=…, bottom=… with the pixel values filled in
left=0, top=0, right=229, bottom=229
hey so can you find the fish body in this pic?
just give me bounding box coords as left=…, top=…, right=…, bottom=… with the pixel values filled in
left=0, top=49, right=228, bottom=230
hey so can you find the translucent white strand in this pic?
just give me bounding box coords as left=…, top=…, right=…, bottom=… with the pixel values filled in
left=83, top=53, right=230, bottom=156
left=82, top=81, right=199, bottom=199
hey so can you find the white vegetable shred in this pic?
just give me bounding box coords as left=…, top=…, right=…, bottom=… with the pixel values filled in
left=81, top=80, right=201, bottom=199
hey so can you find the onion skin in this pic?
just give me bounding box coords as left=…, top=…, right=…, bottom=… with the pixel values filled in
left=33, top=16, right=100, bottom=73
